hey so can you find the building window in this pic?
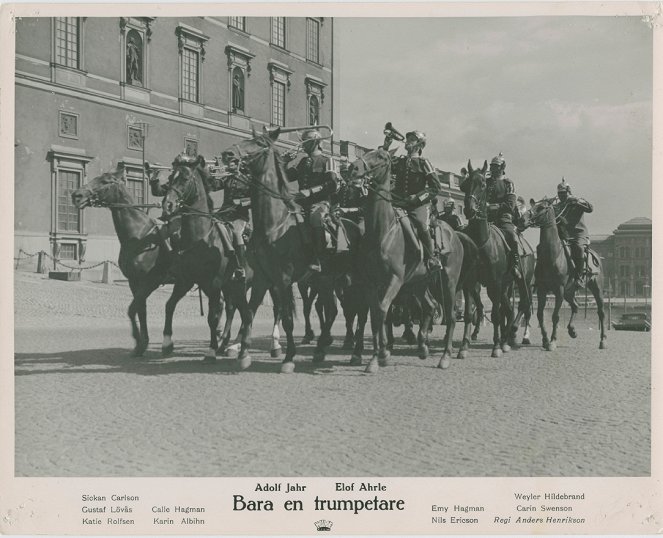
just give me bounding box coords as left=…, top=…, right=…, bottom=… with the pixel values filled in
left=271, top=17, right=286, bottom=48
left=271, top=80, right=286, bottom=126
left=58, top=111, right=79, bottom=139
left=182, top=47, right=199, bottom=102
left=125, top=169, right=145, bottom=205
left=306, top=18, right=320, bottom=63
left=57, top=169, right=82, bottom=232
left=232, top=66, right=245, bottom=113
left=308, top=94, right=320, bottom=125
left=55, top=17, right=81, bottom=68
left=184, top=138, right=198, bottom=158
left=59, top=243, right=77, bottom=260
left=229, top=17, right=246, bottom=32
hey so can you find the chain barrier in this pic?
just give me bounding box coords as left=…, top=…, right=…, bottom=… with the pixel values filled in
left=14, top=249, right=120, bottom=272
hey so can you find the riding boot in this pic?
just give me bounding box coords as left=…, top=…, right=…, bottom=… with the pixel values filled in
left=233, top=245, right=247, bottom=280
left=309, top=227, right=325, bottom=272
left=421, top=231, right=442, bottom=271
left=574, top=255, right=586, bottom=287
left=511, top=251, right=522, bottom=280
left=434, top=224, right=451, bottom=256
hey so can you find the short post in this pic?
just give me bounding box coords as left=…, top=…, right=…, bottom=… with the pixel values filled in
left=607, top=286, right=611, bottom=329
left=198, top=287, right=204, bottom=316
left=101, top=261, right=113, bottom=284
left=37, top=251, right=47, bottom=274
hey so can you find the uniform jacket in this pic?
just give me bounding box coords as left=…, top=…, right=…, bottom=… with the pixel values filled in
left=554, top=197, right=593, bottom=240
left=392, top=156, right=443, bottom=207
left=487, top=174, right=517, bottom=225
left=287, top=153, right=339, bottom=207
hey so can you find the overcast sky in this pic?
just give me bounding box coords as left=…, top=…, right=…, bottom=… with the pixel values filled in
left=337, top=16, right=652, bottom=235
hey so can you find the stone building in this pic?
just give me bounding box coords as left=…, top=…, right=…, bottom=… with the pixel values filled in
left=591, top=217, right=652, bottom=297
left=14, top=16, right=338, bottom=262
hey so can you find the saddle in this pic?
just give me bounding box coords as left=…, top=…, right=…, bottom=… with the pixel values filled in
left=490, top=224, right=532, bottom=257
left=561, top=242, right=600, bottom=277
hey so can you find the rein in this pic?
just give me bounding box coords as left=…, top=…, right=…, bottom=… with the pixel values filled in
left=87, top=180, right=162, bottom=210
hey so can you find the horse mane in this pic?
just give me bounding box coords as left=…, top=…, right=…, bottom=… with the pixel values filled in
left=253, top=133, right=295, bottom=203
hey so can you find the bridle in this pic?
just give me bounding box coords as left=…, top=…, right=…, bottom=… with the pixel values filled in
left=84, top=176, right=160, bottom=210
left=463, top=172, right=488, bottom=220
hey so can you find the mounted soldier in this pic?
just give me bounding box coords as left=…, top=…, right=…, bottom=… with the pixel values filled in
left=553, top=177, right=594, bottom=287
left=486, top=152, right=521, bottom=279
left=332, top=155, right=366, bottom=231
left=384, top=126, right=446, bottom=270
left=437, top=196, right=463, bottom=231
left=283, top=128, right=340, bottom=272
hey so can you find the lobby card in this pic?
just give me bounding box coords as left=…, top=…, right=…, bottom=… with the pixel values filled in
left=0, top=1, right=661, bottom=535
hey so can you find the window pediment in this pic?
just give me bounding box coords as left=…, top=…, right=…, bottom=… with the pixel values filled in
left=225, top=43, right=255, bottom=75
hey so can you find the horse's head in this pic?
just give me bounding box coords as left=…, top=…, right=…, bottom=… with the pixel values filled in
left=220, top=126, right=279, bottom=175
left=162, top=154, right=208, bottom=218
left=527, top=196, right=557, bottom=228
left=71, top=163, right=127, bottom=209
left=348, top=147, right=394, bottom=189
left=460, top=159, right=488, bottom=220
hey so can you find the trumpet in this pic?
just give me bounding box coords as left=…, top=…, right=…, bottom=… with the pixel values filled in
left=265, top=124, right=333, bottom=142
left=383, top=122, right=405, bottom=142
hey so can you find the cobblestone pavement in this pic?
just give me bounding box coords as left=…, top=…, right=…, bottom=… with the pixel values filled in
left=13, top=272, right=650, bottom=477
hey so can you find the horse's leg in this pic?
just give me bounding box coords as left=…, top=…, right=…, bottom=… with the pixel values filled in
left=220, top=299, right=238, bottom=357
left=501, top=285, right=516, bottom=352
left=161, top=278, right=193, bottom=356
left=564, top=284, right=579, bottom=340
left=522, top=312, right=532, bottom=345
left=536, top=287, right=550, bottom=350
left=313, top=286, right=336, bottom=363
left=548, top=286, right=564, bottom=351
left=417, top=300, right=432, bottom=361
left=365, top=275, right=401, bottom=373
left=341, top=291, right=356, bottom=350
left=350, top=302, right=368, bottom=366
left=234, top=285, right=254, bottom=371
left=435, top=273, right=457, bottom=369
left=487, top=286, right=503, bottom=358
left=127, top=296, right=141, bottom=356
left=203, top=286, right=222, bottom=362
left=458, top=285, right=473, bottom=360
left=243, top=277, right=269, bottom=368
left=471, top=285, right=483, bottom=341
left=588, top=278, right=607, bottom=349
left=299, top=282, right=316, bottom=344
left=269, top=288, right=282, bottom=358
left=386, top=307, right=395, bottom=352
left=401, top=306, right=417, bottom=344
left=280, top=284, right=297, bottom=374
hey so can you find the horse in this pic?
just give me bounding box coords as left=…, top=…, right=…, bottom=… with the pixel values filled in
left=460, top=160, right=536, bottom=357
left=160, top=154, right=253, bottom=366
left=71, top=162, right=188, bottom=356
left=220, top=128, right=364, bottom=373
left=348, top=147, right=464, bottom=372
left=146, top=162, right=283, bottom=360
left=523, top=197, right=607, bottom=350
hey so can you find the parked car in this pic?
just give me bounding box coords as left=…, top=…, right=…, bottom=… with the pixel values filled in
left=612, top=312, right=651, bottom=332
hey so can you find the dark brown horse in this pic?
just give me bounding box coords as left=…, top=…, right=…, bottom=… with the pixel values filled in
left=71, top=163, right=187, bottom=356
left=524, top=197, right=607, bottom=350
left=348, top=148, right=464, bottom=372
left=460, top=160, right=536, bottom=357
left=220, top=128, right=362, bottom=373
left=161, top=155, right=252, bottom=366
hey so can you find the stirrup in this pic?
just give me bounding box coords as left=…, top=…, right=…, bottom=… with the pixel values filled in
left=308, top=260, right=322, bottom=272
left=426, top=257, right=442, bottom=271
left=233, top=267, right=246, bottom=280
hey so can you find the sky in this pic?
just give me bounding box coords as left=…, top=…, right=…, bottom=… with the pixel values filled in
left=337, top=16, right=653, bottom=235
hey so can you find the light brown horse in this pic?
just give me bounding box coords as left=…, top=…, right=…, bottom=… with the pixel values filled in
left=524, top=197, right=607, bottom=350
left=348, top=148, right=465, bottom=372
left=71, top=163, right=187, bottom=356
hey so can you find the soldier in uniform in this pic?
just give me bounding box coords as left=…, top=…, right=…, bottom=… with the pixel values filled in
left=438, top=197, right=463, bottom=231
left=486, top=152, right=521, bottom=278
left=391, top=130, right=446, bottom=269
left=332, top=155, right=365, bottom=230
left=284, top=129, right=340, bottom=272
left=216, top=152, right=253, bottom=279
left=553, top=177, right=594, bottom=286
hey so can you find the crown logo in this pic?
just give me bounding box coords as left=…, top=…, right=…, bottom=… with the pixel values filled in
left=314, top=519, right=333, bottom=532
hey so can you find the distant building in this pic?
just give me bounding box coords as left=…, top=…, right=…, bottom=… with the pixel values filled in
left=15, top=16, right=338, bottom=262
left=591, top=217, right=652, bottom=297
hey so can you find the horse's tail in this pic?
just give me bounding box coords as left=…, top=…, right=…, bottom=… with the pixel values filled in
left=282, top=284, right=298, bottom=321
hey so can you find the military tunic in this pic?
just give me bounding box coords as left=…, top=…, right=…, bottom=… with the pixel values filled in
left=287, top=153, right=339, bottom=227
left=553, top=197, right=593, bottom=246
left=486, top=173, right=519, bottom=252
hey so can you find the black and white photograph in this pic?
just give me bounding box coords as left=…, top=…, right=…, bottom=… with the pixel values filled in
left=2, top=2, right=661, bottom=535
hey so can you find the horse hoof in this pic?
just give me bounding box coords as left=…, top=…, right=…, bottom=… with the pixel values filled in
left=301, top=333, right=315, bottom=345
left=491, top=348, right=502, bottom=358
left=312, top=349, right=326, bottom=364
left=549, top=341, right=557, bottom=351
left=457, top=349, right=468, bottom=360
left=270, top=347, right=282, bottom=359
left=280, top=361, right=295, bottom=374
left=437, top=355, right=451, bottom=369
left=365, top=357, right=379, bottom=374
left=521, top=338, right=531, bottom=345
left=342, top=337, right=354, bottom=350
left=419, top=345, right=429, bottom=360
left=225, top=344, right=240, bottom=358
left=471, top=334, right=478, bottom=342
left=599, top=340, right=607, bottom=350
left=501, top=343, right=511, bottom=353
left=131, top=348, right=145, bottom=358
left=238, top=354, right=252, bottom=370
left=568, top=327, right=577, bottom=339
left=350, top=355, right=362, bottom=366
left=378, top=351, right=392, bottom=367
left=161, top=343, right=174, bottom=357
